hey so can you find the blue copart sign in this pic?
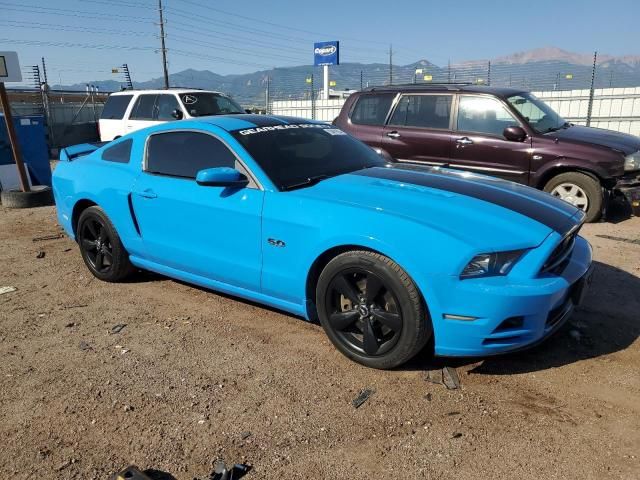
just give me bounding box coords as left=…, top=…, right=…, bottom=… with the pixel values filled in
left=314, top=41, right=339, bottom=66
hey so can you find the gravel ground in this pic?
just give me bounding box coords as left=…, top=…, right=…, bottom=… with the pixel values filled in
left=0, top=205, right=638, bottom=480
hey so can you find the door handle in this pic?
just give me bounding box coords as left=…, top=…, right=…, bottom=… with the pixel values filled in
left=455, top=136, right=473, bottom=145
left=135, top=188, right=157, bottom=199
left=386, top=131, right=401, bottom=139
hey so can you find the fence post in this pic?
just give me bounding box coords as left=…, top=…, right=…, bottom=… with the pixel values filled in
left=265, top=76, right=271, bottom=114
left=586, top=51, right=597, bottom=127
left=487, top=60, right=491, bottom=86
left=360, top=70, right=363, bottom=91
left=310, top=74, right=315, bottom=120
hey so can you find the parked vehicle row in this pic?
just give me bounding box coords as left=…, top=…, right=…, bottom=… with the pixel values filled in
left=334, top=84, right=640, bottom=222
left=54, top=114, right=593, bottom=369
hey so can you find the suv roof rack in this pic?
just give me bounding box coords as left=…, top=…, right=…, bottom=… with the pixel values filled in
left=364, top=82, right=475, bottom=92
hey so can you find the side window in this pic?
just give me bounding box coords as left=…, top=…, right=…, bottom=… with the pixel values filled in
left=456, top=95, right=518, bottom=136
left=146, top=131, right=236, bottom=178
left=102, top=139, right=132, bottom=163
left=129, top=94, right=157, bottom=120
left=389, top=95, right=452, bottom=129
left=100, top=95, right=132, bottom=120
left=156, top=95, right=180, bottom=121
left=350, top=94, right=394, bottom=126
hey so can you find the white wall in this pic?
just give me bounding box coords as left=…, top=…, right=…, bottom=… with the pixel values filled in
left=272, top=87, right=640, bottom=137
left=271, top=98, right=345, bottom=122
left=532, top=87, right=640, bottom=137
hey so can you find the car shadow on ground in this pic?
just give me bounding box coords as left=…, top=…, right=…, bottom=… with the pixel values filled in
left=126, top=260, right=639, bottom=375
left=406, top=260, right=640, bottom=375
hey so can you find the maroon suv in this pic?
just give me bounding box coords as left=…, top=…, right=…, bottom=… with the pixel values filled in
left=335, top=84, right=640, bottom=222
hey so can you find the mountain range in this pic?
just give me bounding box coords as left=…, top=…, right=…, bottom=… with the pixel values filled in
left=53, top=47, right=640, bottom=105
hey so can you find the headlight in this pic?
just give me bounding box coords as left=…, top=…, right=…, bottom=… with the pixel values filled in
left=460, top=250, right=526, bottom=279
left=624, top=152, right=640, bottom=172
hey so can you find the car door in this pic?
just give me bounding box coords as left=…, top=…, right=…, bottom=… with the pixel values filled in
left=382, top=93, right=454, bottom=165
left=450, top=94, right=532, bottom=184
left=346, top=93, right=396, bottom=150
left=130, top=129, right=264, bottom=291
left=125, top=94, right=158, bottom=135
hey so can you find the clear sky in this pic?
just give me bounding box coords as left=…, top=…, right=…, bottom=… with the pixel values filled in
left=2, top=0, right=639, bottom=86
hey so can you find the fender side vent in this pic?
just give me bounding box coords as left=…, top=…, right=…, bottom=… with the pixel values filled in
left=127, top=193, right=141, bottom=236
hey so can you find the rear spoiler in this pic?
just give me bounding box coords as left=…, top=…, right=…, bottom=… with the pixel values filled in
left=59, top=142, right=108, bottom=162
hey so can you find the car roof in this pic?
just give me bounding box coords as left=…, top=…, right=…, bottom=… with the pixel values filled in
left=157, top=114, right=322, bottom=133
left=109, top=89, right=224, bottom=96
left=362, top=83, right=527, bottom=98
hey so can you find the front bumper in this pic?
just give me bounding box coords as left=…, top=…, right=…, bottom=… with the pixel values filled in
left=431, top=235, right=593, bottom=357
left=614, top=172, right=640, bottom=216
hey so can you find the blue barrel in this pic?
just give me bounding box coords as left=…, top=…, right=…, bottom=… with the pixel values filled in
left=0, top=113, right=51, bottom=187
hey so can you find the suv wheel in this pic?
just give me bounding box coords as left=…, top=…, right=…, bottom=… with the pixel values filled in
left=544, top=172, right=603, bottom=222
left=316, top=250, right=432, bottom=369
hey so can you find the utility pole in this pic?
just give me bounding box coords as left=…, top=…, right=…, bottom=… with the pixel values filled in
left=388, top=44, right=393, bottom=86
left=360, top=70, right=363, bottom=91
left=122, top=63, right=133, bottom=89
left=487, top=60, right=491, bottom=86
left=158, top=0, right=169, bottom=89
left=447, top=59, right=451, bottom=83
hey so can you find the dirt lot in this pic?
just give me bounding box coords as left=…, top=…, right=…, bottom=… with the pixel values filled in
left=0, top=205, right=638, bottom=480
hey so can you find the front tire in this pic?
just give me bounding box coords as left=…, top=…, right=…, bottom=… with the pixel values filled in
left=316, top=250, right=432, bottom=369
left=544, top=172, right=603, bottom=222
left=77, top=206, right=134, bottom=282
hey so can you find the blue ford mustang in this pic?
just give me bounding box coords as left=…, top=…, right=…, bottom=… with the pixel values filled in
left=53, top=114, right=593, bottom=369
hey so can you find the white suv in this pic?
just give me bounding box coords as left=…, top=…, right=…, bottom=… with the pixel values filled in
left=98, top=89, right=247, bottom=141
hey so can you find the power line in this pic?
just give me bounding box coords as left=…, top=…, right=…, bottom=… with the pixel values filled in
left=0, top=37, right=156, bottom=51
left=0, top=19, right=155, bottom=36
left=0, top=2, right=154, bottom=23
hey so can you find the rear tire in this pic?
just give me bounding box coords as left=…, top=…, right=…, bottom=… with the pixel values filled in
left=544, top=172, right=603, bottom=223
left=77, top=206, right=134, bottom=282
left=316, top=250, right=432, bottom=369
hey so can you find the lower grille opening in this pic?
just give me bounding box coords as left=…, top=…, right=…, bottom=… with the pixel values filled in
left=493, top=316, right=524, bottom=332
left=483, top=335, right=523, bottom=346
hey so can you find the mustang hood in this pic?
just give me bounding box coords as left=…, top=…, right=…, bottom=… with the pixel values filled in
left=297, top=165, right=583, bottom=251
left=549, top=125, right=640, bottom=155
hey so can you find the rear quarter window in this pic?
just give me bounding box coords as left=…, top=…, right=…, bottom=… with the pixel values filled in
left=102, top=139, right=132, bottom=163
left=100, top=95, right=133, bottom=120
left=350, top=94, right=395, bottom=126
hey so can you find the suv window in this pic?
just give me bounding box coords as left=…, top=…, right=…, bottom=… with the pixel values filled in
left=156, top=94, right=180, bottom=121
left=146, top=131, right=236, bottom=178
left=389, top=94, right=452, bottom=129
left=102, top=139, right=132, bottom=163
left=130, top=94, right=157, bottom=120
left=350, top=94, right=394, bottom=126
left=100, top=95, right=132, bottom=120
left=457, top=95, right=518, bottom=136
left=180, top=92, right=244, bottom=117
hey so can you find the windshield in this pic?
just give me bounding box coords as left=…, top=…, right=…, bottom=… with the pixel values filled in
left=180, top=92, right=244, bottom=117
left=507, top=93, right=567, bottom=134
left=231, top=123, right=387, bottom=190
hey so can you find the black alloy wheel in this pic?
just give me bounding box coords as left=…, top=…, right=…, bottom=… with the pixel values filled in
left=77, top=206, right=134, bottom=282
left=80, top=216, right=114, bottom=274
left=325, top=269, right=403, bottom=357
left=316, top=250, right=431, bottom=369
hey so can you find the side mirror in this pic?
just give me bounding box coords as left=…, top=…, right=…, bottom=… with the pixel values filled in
left=503, top=125, right=527, bottom=142
left=196, top=167, right=248, bottom=187
left=171, top=109, right=184, bottom=120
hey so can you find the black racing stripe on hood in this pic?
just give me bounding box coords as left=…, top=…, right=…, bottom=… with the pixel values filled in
left=354, top=166, right=582, bottom=235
